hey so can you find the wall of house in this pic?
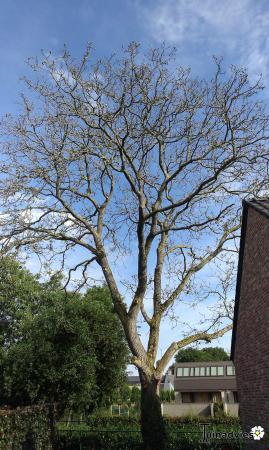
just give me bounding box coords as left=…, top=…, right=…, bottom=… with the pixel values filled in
left=162, top=403, right=212, bottom=417
left=174, top=361, right=237, bottom=393
left=225, top=403, right=239, bottom=417
left=174, top=377, right=237, bottom=392
left=234, top=206, right=269, bottom=448
left=221, top=390, right=237, bottom=404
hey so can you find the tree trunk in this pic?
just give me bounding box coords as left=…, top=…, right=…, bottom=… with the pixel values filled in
left=139, top=370, right=167, bottom=450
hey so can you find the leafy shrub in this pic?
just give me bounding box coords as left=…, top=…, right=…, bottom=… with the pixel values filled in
left=130, top=386, right=141, bottom=405
left=57, top=416, right=242, bottom=449
left=161, top=390, right=171, bottom=402
left=0, top=404, right=56, bottom=450
left=166, top=415, right=240, bottom=426
left=160, top=389, right=176, bottom=403
left=213, top=401, right=225, bottom=418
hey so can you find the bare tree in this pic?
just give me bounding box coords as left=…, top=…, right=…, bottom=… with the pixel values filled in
left=0, top=43, right=269, bottom=448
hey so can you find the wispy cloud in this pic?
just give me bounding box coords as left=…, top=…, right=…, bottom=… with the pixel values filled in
left=140, top=0, right=269, bottom=83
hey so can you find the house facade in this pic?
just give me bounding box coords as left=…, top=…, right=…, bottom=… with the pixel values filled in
left=231, top=199, right=269, bottom=447
left=128, top=360, right=238, bottom=417
left=127, top=370, right=174, bottom=392
left=174, top=361, right=237, bottom=405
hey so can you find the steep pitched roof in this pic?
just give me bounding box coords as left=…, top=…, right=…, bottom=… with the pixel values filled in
left=231, top=199, right=269, bottom=359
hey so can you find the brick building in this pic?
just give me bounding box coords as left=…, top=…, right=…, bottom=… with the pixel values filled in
left=231, top=199, right=269, bottom=448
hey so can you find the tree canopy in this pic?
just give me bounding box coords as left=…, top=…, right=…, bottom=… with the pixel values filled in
left=0, top=258, right=128, bottom=410
left=1, top=42, right=269, bottom=448
left=175, top=346, right=229, bottom=363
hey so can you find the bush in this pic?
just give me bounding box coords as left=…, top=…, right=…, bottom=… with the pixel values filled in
left=160, top=389, right=176, bottom=403
left=58, top=418, right=142, bottom=449
left=213, top=401, right=225, bottom=418
left=57, top=416, right=242, bottom=449
left=130, top=386, right=141, bottom=405
left=165, top=415, right=240, bottom=426
left=0, top=404, right=56, bottom=450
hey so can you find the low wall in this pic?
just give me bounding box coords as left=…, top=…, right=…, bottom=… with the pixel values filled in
left=162, top=403, right=212, bottom=417
left=225, top=403, right=239, bottom=417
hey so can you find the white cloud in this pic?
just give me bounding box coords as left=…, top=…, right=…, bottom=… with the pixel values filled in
left=140, top=0, right=269, bottom=83
left=146, top=0, right=247, bottom=45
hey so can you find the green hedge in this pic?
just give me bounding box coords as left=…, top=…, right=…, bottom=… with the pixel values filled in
left=82, top=415, right=239, bottom=427
left=165, top=415, right=240, bottom=426
left=57, top=416, right=243, bottom=449
left=0, top=404, right=56, bottom=450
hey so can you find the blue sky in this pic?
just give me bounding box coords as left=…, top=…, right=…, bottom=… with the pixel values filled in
left=1, top=0, right=269, bottom=368
left=2, top=0, right=269, bottom=116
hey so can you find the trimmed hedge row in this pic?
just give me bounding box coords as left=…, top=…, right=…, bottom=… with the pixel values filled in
left=0, top=405, right=55, bottom=450
left=0, top=408, right=242, bottom=450
left=57, top=416, right=243, bottom=449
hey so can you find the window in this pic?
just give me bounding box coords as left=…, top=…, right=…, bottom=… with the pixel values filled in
left=177, top=367, right=189, bottom=377
left=233, top=391, right=238, bottom=403
left=111, top=405, right=129, bottom=417
left=120, top=405, right=129, bottom=417
left=182, top=392, right=194, bottom=403
left=211, top=366, right=217, bottom=376
left=189, top=367, right=206, bottom=376
left=194, top=392, right=211, bottom=403
left=177, top=366, right=219, bottom=377
left=111, top=405, right=120, bottom=416
left=227, top=366, right=235, bottom=376
left=212, top=392, right=222, bottom=402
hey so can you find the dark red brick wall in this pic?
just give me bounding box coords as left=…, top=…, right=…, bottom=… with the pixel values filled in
left=234, top=206, right=269, bottom=448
